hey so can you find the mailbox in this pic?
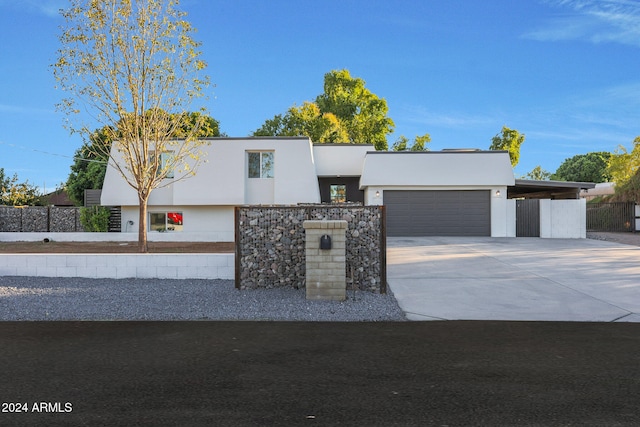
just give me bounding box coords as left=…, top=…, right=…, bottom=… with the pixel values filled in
left=320, top=234, right=332, bottom=250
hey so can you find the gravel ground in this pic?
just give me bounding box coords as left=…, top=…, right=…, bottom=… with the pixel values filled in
left=0, top=277, right=406, bottom=321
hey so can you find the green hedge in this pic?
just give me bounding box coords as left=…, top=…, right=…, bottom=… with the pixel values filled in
left=80, top=206, right=111, bottom=232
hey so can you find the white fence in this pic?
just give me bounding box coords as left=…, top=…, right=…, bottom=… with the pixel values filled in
left=540, top=199, right=587, bottom=239
left=507, top=199, right=587, bottom=238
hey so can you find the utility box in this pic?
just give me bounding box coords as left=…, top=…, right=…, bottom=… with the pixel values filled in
left=303, top=220, right=347, bottom=301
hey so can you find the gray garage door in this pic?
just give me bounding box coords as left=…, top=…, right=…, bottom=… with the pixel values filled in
left=385, top=190, right=491, bottom=236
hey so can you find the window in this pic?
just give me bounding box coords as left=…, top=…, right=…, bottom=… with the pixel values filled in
left=160, top=152, right=174, bottom=179
left=330, top=184, right=347, bottom=203
left=151, top=151, right=175, bottom=179
left=150, top=212, right=183, bottom=232
left=248, top=151, right=274, bottom=178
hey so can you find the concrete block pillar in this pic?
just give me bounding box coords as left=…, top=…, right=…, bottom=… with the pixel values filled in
left=303, top=220, right=347, bottom=301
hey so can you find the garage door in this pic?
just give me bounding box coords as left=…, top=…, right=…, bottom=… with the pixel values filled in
left=385, top=190, right=491, bottom=236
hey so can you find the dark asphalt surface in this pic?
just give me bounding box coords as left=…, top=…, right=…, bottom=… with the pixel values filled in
left=1, top=321, right=639, bottom=426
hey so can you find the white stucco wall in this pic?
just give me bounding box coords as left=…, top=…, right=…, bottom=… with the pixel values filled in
left=270, top=140, right=320, bottom=204
left=539, top=199, right=586, bottom=238
left=490, top=188, right=513, bottom=237
left=312, top=144, right=371, bottom=177
left=360, top=151, right=515, bottom=188
left=506, top=199, right=517, bottom=238
left=121, top=205, right=235, bottom=242
left=101, top=137, right=321, bottom=207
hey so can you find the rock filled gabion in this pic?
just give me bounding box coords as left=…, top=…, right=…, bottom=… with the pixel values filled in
left=238, top=207, right=307, bottom=289
left=237, top=205, right=384, bottom=292
left=0, top=206, right=84, bottom=232
left=0, top=207, right=23, bottom=232
left=50, top=207, right=84, bottom=232
left=19, top=207, right=48, bottom=232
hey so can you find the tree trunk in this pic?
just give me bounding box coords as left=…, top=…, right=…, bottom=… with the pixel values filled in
left=138, top=196, right=149, bottom=253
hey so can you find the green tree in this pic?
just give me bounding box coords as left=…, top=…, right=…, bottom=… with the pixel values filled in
left=0, top=168, right=42, bottom=206
left=66, top=126, right=112, bottom=206
left=490, top=126, right=525, bottom=167
left=254, top=69, right=395, bottom=150
left=254, top=102, right=348, bottom=142
left=607, top=137, right=640, bottom=187
left=524, top=165, right=551, bottom=181
left=391, top=133, right=431, bottom=151
left=610, top=170, right=640, bottom=202
left=174, top=111, right=223, bottom=139
left=54, top=0, right=210, bottom=252
left=316, top=69, right=394, bottom=150
left=551, top=152, right=612, bottom=183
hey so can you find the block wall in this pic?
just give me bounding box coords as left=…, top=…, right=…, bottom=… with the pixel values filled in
left=303, top=220, right=347, bottom=301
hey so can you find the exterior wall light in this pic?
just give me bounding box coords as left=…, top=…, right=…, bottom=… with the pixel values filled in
left=495, top=190, right=501, bottom=197
left=375, top=190, right=380, bottom=198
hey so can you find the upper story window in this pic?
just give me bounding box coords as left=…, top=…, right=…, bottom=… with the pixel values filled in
left=248, top=151, right=274, bottom=178
left=160, top=152, right=174, bottom=179
left=151, top=151, right=175, bottom=179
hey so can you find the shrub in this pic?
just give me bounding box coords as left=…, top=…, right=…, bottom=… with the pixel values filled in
left=80, top=206, right=110, bottom=232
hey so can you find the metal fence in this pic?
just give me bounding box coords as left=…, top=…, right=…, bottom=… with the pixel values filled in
left=586, top=202, right=635, bottom=232
left=516, top=199, right=540, bottom=237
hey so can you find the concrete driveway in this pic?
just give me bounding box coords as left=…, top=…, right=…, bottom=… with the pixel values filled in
left=387, top=237, right=640, bottom=322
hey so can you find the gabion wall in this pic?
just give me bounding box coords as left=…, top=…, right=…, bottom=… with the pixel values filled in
left=235, top=205, right=386, bottom=293
left=0, top=206, right=84, bottom=232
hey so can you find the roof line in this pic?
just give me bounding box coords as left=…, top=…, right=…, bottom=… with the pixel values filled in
left=365, top=150, right=509, bottom=154
left=313, top=143, right=375, bottom=147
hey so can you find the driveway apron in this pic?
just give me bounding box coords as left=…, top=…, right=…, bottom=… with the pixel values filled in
left=387, top=237, right=640, bottom=322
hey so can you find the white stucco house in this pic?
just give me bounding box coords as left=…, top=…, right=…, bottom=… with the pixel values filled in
left=100, top=137, right=593, bottom=240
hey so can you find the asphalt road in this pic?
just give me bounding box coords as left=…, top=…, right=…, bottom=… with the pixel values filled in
left=1, top=321, right=640, bottom=426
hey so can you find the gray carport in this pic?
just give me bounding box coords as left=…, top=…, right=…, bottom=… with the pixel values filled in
left=509, top=179, right=595, bottom=199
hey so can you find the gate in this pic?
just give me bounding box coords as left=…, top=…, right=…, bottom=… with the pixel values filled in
left=586, top=202, right=635, bottom=232
left=516, top=199, right=540, bottom=237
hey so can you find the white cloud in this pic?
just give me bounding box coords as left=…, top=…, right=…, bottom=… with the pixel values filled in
left=524, top=0, right=640, bottom=46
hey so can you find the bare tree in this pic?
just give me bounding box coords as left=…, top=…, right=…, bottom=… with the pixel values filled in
left=53, top=0, right=210, bottom=252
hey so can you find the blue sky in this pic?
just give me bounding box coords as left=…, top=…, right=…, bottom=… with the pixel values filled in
left=1, top=0, right=639, bottom=192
